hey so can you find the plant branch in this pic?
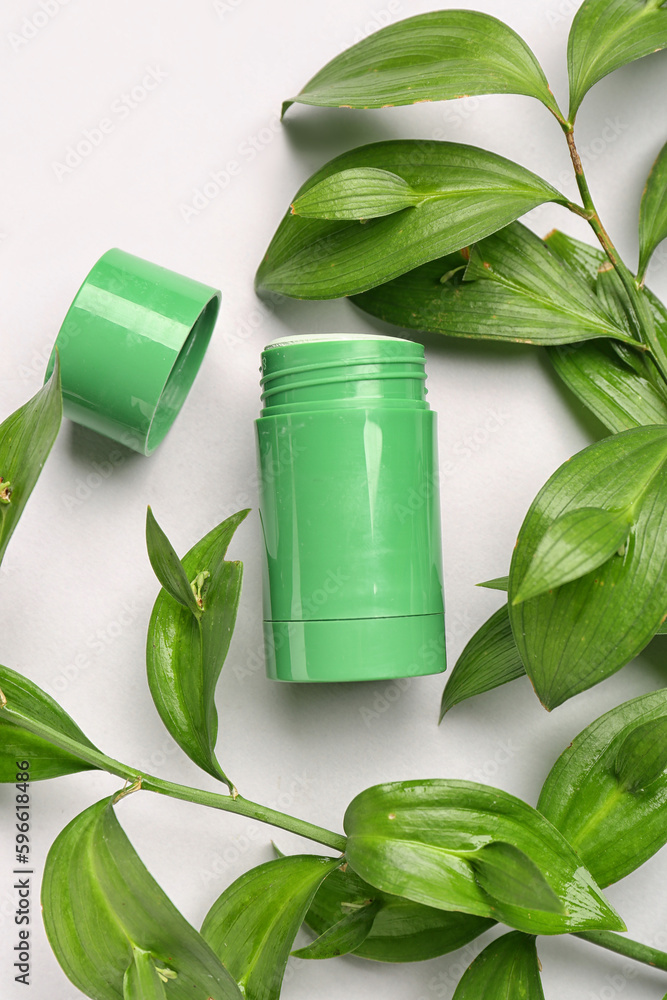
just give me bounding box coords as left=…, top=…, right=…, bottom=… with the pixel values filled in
left=563, top=128, right=667, bottom=383
left=1, top=705, right=347, bottom=853
left=142, top=776, right=348, bottom=853
left=576, top=931, right=667, bottom=974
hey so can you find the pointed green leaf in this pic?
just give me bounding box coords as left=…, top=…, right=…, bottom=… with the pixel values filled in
left=146, top=509, right=249, bottom=790
left=292, top=852, right=494, bottom=963
left=567, top=0, right=667, bottom=120
left=596, top=264, right=644, bottom=343
left=453, top=931, right=544, bottom=1000
left=145, top=507, right=201, bottom=615
left=546, top=231, right=667, bottom=371
left=201, top=855, right=340, bottom=999
left=548, top=341, right=667, bottom=433
left=344, top=780, right=624, bottom=935
left=513, top=506, right=632, bottom=604
left=0, top=663, right=98, bottom=781
left=593, top=262, right=667, bottom=405
left=291, top=168, right=421, bottom=220
left=594, top=266, right=667, bottom=389
left=639, top=140, right=667, bottom=279
left=440, top=605, right=526, bottom=719
left=476, top=576, right=509, bottom=591
left=352, top=222, right=634, bottom=346
left=544, top=230, right=667, bottom=431
left=292, top=899, right=381, bottom=959
left=464, top=225, right=635, bottom=343
left=283, top=11, right=562, bottom=120
left=614, top=716, right=667, bottom=792
left=0, top=352, right=62, bottom=567
left=469, top=842, right=563, bottom=915
left=123, top=948, right=167, bottom=1000
left=509, top=426, right=667, bottom=709
left=543, top=228, right=604, bottom=287
left=42, top=798, right=242, bottom=1000
left=539, top=690, right=667, bottom=886
left=256, top=143, right=565, bottom=300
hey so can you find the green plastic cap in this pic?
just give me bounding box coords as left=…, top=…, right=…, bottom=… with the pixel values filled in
left=47, top=249, right=220, bottom=455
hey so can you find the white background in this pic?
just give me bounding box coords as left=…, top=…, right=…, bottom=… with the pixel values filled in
left=1, top=1, right=666, bottom=998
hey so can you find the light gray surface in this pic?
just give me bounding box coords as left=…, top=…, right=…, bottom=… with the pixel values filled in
left=1, top=1, right=666, bottom=997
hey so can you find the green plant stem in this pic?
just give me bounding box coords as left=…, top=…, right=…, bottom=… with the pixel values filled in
left=8, top=702, right=667, bottom=972
left=142, top=776, right=348, bottom=853
left=576, top=931, right=667, bottom=973
left=1, top=704, right=347, bottom=853
left=563, top=128, right=667, bottom=383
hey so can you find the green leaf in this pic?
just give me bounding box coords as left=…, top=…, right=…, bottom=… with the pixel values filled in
left=546, top=231, right=667, bottom=371
left=201, top=855, right=340, bottom=999
left=594, top=267, right=667, bottom=394
left=291, top=168, right=421, bottom=220
left=452, top=931, right=544, bottom=1000
left=548, top=341, right=667, bottom=433
left=123, top=948, right=167, bottom=1000
left=0, top=352, right=62, bottom=567
left=543, top=228, right=603, bottom=286
left=539, top=690, right=667, bottom=886
left=440, top=605, right=526, bottom=719
left=0, top=663, right=98, bottom=781
left=146, top=509, right=249, bottom=791
left=593, top=263, right=667, bottom=404
left=476, top=576, right=509, bottom=591
left=639, top=140, right=667, bottom=279
left=464, top=224, right=634, bottom=343
left=42, top=797, right=242, bottom=1000
left=470, top=842, right=563, bottom=915
left=513, top=506, right=632, bottom=604
left=567, top=0, right=667, bottom=120
left=292, top=899, right=381, bottom=959
left=544, top=229, right=667, bottom=430
left=343, top=779, right=624, bottom=935
left=145, top=507, right=201, bottom=615
left=509, top=426, right=667, bottom=709
left=283, top=10, right=562, bottom=120
left=596, top=264, right=643, bottom=343
left=614, top=715, right=667, bottom=792
left=352, top=222, right=635, bottom=346
left=256, top=143, right=564, bottom=300
left=297, top=857, right=494, bottom=963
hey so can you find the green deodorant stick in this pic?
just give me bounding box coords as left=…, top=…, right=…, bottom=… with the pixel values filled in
left=255, top=334, right=446, bottom=682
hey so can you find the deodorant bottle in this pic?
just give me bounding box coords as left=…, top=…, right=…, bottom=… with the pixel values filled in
left=255, top=334, right=446, bottom=682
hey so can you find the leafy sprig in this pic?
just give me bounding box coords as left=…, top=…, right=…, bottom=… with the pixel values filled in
left=257, top=2, right=667, bottom=712
left=3, top=3, right=667, bottom=999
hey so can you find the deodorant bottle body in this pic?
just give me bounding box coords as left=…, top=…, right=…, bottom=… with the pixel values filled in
left=255, top=334, right=446, bottom=682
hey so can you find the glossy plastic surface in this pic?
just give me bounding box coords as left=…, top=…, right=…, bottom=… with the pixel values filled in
left=47, top=249, right=220, bottom=455
left=256, top=334, right=446, bottom=682
left=264, top=616, right=446, bottom=683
